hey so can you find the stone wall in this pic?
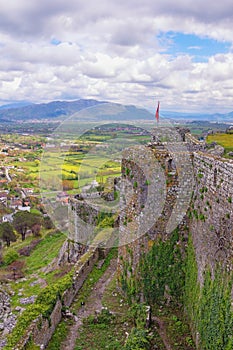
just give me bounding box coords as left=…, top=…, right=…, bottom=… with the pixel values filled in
left=117, top=129, right=233, bottom=349
left=12, top=245, right=105, bottom=349
left=118, top=128, right=233, bottom=283
left=190, top=152, right=233, bottom=283
left=68, top=198, right=105, bottom=246
left=0, top=289, right=16, bottom=348
left=118, top=134, right=193, bottom=270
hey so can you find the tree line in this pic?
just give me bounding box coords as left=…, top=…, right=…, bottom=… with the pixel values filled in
left=0, top=211, right=53, bottom=247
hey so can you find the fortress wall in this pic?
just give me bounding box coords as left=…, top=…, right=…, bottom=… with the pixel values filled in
left=15, top=239, right=114, bottom=350
left=116, top=134, right=233, bottom=349
left=117, top=139, right=233, bottom=282
left=190, top=152, right=233, bottom=282
left=118, top=143, right=189, bottom=272
left=14, top=246, right=100, bottom=349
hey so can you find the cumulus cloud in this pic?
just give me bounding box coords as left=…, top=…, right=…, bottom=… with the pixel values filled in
left=0, top=0, right=233, bottom=112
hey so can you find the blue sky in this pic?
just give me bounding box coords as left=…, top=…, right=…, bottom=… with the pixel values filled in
left=0, top=0, right=233, bottom=114
left=50, top=38, right=62, bottom=46
left=158, top=32, right=232, bottom=62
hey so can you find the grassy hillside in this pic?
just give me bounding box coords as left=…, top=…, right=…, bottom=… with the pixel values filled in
left=0, top=230, right=66, bottom=308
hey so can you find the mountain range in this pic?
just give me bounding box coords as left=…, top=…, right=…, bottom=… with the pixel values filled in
left=0, top=99, right=232, bottom=123
left=0, top=99, right=104, bottom=122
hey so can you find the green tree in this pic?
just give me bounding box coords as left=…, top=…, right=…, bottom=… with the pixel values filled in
left=28, top=213, right=42, bottom=236
left=13, top=211, right=29, bottom=241
left=13, top=211, right=42, bottom=241
left=0, top=222, right=16, bottom=247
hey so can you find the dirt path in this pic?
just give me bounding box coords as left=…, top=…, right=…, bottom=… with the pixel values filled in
left=60, top=258, right=117, bottom=350
left=152, top=316, right=172, bottom=350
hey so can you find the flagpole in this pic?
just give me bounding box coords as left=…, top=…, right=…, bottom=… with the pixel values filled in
left=155, top=101, right=160, bottom=125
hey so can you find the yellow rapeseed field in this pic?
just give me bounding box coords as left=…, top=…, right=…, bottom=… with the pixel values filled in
left=207, top=133, right=233, bottom=152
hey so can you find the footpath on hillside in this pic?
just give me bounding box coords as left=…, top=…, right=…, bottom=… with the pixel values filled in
left=48, top=253, right=191, bottom=350
left=60, top=257, right=118, bottom=350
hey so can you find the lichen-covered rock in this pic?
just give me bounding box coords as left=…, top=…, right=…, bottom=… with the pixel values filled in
left=0, top=287, right=17, bottom=348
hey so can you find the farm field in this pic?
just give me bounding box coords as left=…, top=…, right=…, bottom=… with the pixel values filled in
left=1, top=124, right=150, bottom=209
left=206, top=133, right=233, bottom=157
left=39, top=124, right=150, bottom=194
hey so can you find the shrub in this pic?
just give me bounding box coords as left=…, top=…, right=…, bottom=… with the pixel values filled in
left=6, top=271, right=73, bottom=348
left=124, top=328, right=150, bottom=350
left=184, top=236, right=233, bottom=350
left=4, top=249, right=19, bottom=266
left=128, top=304, right=148, bottom=329
left=97, top=308, right=114, bottom=324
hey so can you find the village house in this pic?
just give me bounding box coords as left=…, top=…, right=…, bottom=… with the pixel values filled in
left=56, top=192, right=69, bottom=204
left=1, top=213, right=14, bottom=223
left=9, top=198, right=23, bottom=210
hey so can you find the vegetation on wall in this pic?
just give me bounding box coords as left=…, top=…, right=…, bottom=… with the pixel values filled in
left=47, top=248, right=117, bottom=350
left=120, top=229, right=185, bottom=306
left=120, top=232, right=233, bottom=350
left=184, top=236, right=233, bottom=350
left=139, top=230, right=184, bottom=305
left=5, top=270, right=74, bottom=349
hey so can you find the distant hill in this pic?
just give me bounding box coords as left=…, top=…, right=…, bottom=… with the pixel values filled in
left=162, top=110, right=233, bottom=122
left=0, top=99, right=154, bottom=122
left=0, top=99, right=106, bottom=121
left=0, top=99, right=232, bottom=122
left=0, top=101, right=33, bottom=110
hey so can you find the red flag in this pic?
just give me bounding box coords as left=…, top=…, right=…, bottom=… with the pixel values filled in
left=155, top=101, right=160, bottom=122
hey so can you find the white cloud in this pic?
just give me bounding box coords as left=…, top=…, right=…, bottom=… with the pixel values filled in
left=0, top=1, right=233, bottom=112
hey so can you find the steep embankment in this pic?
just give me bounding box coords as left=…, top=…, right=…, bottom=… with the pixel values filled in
left=60, top=256, right=117, bottom=350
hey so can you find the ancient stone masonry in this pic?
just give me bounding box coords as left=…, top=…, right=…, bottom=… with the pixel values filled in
left=190, top=152, right=233, bottom=282
left=65, top=125, right=232, bottom=350
left=115, top=126, right=233, bottom=350
left=41, top=239, right=87, bottom=274
left=66, top=125, right=232, bottom=286
left=7, top=245, right=107, bottom=349
left=118, top=127, right=195, bottom=270
left=0, top=288, right=17, bottom=348
left=118, top=126, right=233, bottom=284
left=68, top=179, right=120, bottom=249
left=68, top=198, right=101, bottom=246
